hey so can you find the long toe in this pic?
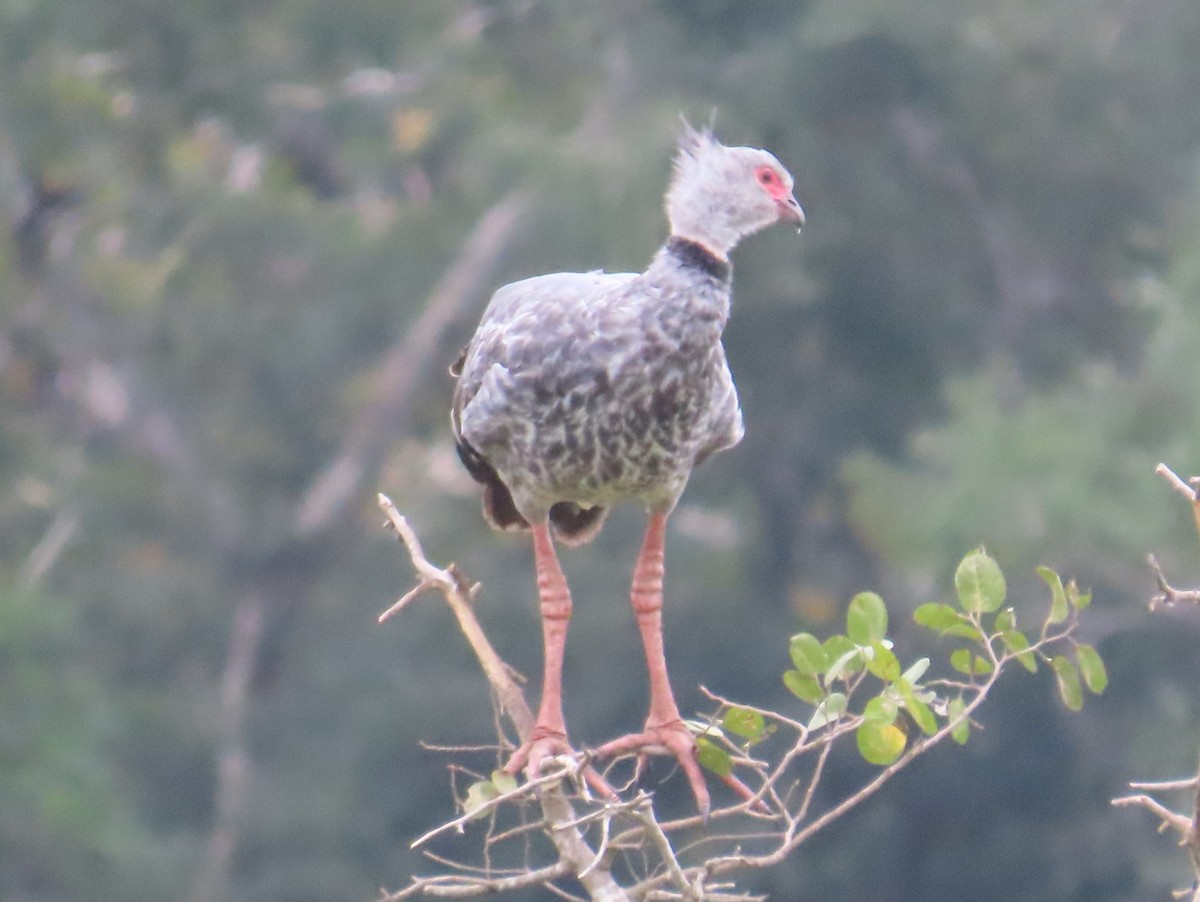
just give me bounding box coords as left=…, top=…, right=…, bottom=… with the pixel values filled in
left=596, top=722, right=711, bottom=818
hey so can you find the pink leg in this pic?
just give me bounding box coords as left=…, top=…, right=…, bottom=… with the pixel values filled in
left=631, top=513, right=687, bottom=730
left=505, top=524, right=614, bottom=798
left=596, top=513, right=713, bottom=814
left=597, top=513, right=761, bottom=816
left=504, top=522, right=571, bottom=776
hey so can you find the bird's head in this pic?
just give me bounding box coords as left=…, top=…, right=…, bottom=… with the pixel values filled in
left=665, top=121, right=805, bottom=259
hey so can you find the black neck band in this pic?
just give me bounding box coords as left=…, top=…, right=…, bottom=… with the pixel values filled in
left=666, top=237, right=731, bottom=282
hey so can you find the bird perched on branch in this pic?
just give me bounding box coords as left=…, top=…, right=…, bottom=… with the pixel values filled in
left=451, top=122, right=804, bottom=814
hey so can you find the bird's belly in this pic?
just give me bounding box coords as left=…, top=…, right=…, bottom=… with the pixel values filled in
left=493, top=403, right=704, bottom=511
left=463, top=349, right=739, bottom=514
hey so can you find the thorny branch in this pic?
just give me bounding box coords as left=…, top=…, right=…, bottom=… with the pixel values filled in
left=1146, top=463, right=1200, bottom=611
left=1148, top=555, right=1200, bottom=611
left=1111, top=463, right=1200, bottom=901
left=1112, top=761, right=1200, bottom=902
left=376, top=499, right=1089, bottom=901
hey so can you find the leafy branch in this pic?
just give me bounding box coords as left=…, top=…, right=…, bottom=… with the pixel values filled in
left=377, top=497, right=1102, bottom=901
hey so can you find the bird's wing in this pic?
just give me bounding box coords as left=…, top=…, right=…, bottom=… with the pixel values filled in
left=695, top=342, right=745, bottom=465
left=453, top=270, right=637, bottom=428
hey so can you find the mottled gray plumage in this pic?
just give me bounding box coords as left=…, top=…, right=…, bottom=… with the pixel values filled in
left=452, top=125, right=803, bottom=545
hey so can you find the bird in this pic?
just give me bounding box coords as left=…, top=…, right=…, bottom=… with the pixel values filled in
left=450, top=122, right=804, bottom=814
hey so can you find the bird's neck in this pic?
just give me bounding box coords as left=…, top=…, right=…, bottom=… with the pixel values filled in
left=664, top=236, right=732, bottom=282
left=641, top=236, right=734, bottom=346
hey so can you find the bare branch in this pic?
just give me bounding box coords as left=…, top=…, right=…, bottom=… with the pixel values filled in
left=378, top=496, right=628, bottom=901
left=381, top=861, right=572, bottom=900
left=1111, top=794, right=1194, bottom=837
left=377, top=494, right=530, bottom=738
left=1122, top=465, right=1200, bottom=899
left=1130, top=778, right=1200, bottom=793
left=1148, top=554, right=1200, bottom=611
left=630, top=795, right=698, bottom=900
left=1157, top=463, right=1199, bottom=502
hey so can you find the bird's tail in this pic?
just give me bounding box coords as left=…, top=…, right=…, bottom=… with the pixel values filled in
left=454, top=437, right=607, bottom=545
left=454, top=437, right=528, bottom=532
left=548, top=502, right=608, bottom=547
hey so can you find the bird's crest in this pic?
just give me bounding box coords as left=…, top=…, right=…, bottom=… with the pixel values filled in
left=673, top=116, right=722, bottom=184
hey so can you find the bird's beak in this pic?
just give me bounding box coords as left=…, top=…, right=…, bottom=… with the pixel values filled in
left=776, top=194, right=806, bottom=230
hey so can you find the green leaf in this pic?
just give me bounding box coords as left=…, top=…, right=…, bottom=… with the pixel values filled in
left=942, top=622, right=986, bottom=641
left=464, top=780, right=500, bottom=820
left=948, top=697, right=970, bottom=744
left=789, top=632, right=828, bottom=677
left=847, top=591, right=888, bottom=645
left=913, top=603, right=963, bottom=633
left=857, top=720, right=907, bottom=765
left=823, top=634, right=857, bottom=661
left=1051, top=655, right=1084, bottom=711
left=1075, top=645, right=1108, bottom=694
left=723, top=706, right=766, bottom=743
left=993, top=608, right=1016, bottom=633
left=955, top=549, right=1006, bottom=614
left=826, top=632, right=873, bottom=682
left=1037, top=565, right=1069, bottom=625
left=1001, top=630, right=1037, bottom=672
left=696, top=736, right=733, bottom=777
left=1066, top=579, right=1092, bottom=610
left=490, top=770, right=519, bottom=795
left=863, top=694, right=899, bottom=724
left=950, top=648, right=973, bottom=675
left=972, top=654, right=994, bottom=675
left=866, top=641, right=901, bottom=682
left=783, top=669, right=824, bottom=704
left=808, top=692, right=847, bottom=730
left=897, top=680, right=938, bottom=735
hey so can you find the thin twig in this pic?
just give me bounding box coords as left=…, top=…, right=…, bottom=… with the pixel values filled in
left=705, top=664, right=1005, bottom=879
left=410, top=763, right=578, bottom=849
left=1130, top=777, right=1200, bottom=793
left=378, top=494, right=531, bottom=737
left=381, top=861, right=572, bottom=900
left=1148, top=554, right=1200, bottom=611
left=631, top=794, right=698, bottom=901
left=1157, top=463, right=1199, bottom=502
left=1111, top=794, right=1193, bottom=837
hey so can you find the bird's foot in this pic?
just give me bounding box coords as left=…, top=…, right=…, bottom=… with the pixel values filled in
left=596, top=719, right=764, bottom=818
left=503, top=728, right=616, bottom=801
left=503, top=727, right=574, bottom=779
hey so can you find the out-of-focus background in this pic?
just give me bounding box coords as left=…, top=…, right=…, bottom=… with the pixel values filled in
left=4, top=0, right=1200, bottom=899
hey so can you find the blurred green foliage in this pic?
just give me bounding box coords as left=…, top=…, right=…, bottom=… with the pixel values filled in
left=1, top=0, right=1200, bottom=899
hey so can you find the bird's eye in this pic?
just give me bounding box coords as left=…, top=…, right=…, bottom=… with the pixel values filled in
left=756, top=166, right=777, bottom=185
